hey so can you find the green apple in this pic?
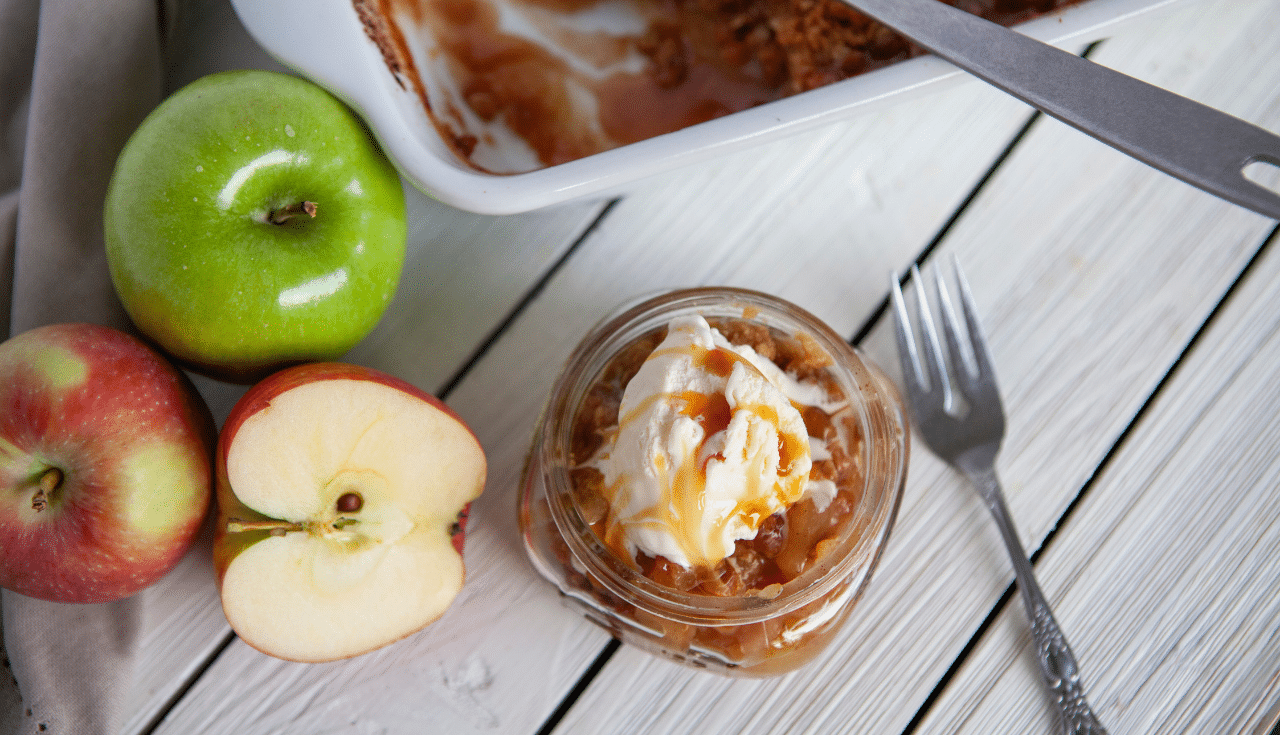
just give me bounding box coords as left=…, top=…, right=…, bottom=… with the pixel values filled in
left=0, top=323, right=215, bottom=604
left=104, top=70, right=407, bottom=383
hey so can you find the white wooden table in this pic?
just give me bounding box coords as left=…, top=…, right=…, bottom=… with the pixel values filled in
left=90, top=0, right=1280, bottom=731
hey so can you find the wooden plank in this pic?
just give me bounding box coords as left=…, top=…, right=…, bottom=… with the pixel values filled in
left=908, top=5, right=1280, bottom=728
left=915, top=224, right=1280, bottom=734
left=343, top=193, right=612, bottom=395
left=550, top=0, right=1280, bottom=732
left=150, top=29, right=1058, bottom=735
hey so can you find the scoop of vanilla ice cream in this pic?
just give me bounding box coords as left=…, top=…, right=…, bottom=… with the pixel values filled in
left=591, top=314, right=842, bottom=569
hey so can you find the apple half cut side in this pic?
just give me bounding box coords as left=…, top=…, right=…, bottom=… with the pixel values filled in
left=214, top=362, right=486, bottom=662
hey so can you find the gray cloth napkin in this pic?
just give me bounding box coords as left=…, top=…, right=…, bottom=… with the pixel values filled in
left=1, top=0, right=174, bottom=732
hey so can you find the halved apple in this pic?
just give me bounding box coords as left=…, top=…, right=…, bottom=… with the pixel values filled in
left=213, top=362, right=485, bottom=662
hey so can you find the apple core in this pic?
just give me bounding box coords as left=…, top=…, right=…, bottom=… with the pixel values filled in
left=213, top=362, right=486, bottom=662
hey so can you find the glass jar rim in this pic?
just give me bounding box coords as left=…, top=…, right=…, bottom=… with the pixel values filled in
left=538, top=287, right=905, bottom=626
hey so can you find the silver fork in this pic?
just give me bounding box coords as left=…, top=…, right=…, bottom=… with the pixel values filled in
left=890, top=258, right=1107, bottom=735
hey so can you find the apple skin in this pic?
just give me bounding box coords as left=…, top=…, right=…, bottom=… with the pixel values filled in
left=104, top=70, right=407, bottom=383
left=214, top=362, right=486, bottom=662
left=0, top=323, right=215, bottom=604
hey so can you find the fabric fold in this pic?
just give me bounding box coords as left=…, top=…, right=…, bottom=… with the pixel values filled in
left=0, top=0, right=172, bottom=732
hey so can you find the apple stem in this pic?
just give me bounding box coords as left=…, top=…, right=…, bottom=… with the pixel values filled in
left=226, top=518, right=304, bottom=536
left=31, top=467, right=62, bottom=512
left=268, top=201, right=318, bottom=224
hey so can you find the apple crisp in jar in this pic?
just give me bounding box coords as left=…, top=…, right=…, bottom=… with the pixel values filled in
left=519, top=287, right=907, bottom=676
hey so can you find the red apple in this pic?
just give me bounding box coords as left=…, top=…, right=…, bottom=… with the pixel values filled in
left=213, top=362, right=486, bottom=662
left=0, top=323, right=215, bottom=603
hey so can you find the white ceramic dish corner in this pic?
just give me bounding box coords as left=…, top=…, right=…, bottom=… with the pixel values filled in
left=230, top=0, right=1190, bottom=215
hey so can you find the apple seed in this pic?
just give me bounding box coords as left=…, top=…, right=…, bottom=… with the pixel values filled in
left=268, top=201, right=318, bottom=225
left=336, top=492, right=363, bottom=513
left=31, top=467, right=63, bottom=512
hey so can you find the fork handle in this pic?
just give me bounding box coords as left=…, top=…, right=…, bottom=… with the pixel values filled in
left=964, top=465, right=1108, bottom=735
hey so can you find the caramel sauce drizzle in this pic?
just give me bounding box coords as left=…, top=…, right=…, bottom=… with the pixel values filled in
left=600, top=343, right=811, bottom=568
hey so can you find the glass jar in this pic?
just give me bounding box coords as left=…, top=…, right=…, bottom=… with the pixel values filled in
left=519, top=287, right=908, bottom=676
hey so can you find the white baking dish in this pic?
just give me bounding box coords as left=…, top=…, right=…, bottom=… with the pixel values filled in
left=231, top=0, right=1189, bottom=214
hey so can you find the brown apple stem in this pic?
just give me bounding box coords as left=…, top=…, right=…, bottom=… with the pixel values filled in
left=268, top=201, right=318, bottom=224
left=226, top=518, right=304, bottom=536
left=31, top=468, right=62, bottom=512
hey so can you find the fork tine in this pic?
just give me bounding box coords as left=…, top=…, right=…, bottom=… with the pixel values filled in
left=949, top=256, right=1000, bottom=387
left=910, top=264, right=954, bottom=410
left=890, top=271, right=926, bottom=394
left=932, top=260, right=980, bottom=399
